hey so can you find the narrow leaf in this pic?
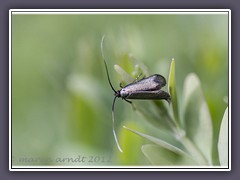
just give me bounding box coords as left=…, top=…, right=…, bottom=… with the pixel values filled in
left=133, top=101, right=173, bottom=131
left=168, top=58, right=180, bottom=125
left=123, top=126, right=189, bottom=157
left=218, top=107, right=229, bottom=166
left=182, top=73, right=213, bottom=165
left=142, top=144, right=197, bottom=165
left=128, top=54, right=149, bottom=77
left=114, top=64, right=134, bottom=85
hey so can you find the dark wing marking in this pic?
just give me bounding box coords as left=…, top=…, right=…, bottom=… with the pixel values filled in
left=122, top=74, right=166, bottom=92
left=125, top=89, right=171, bottom=102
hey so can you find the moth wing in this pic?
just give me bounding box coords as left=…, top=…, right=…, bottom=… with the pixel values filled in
left=126, top=89, right=171, bottom=102
left=123, top=74, right=166, bottom=91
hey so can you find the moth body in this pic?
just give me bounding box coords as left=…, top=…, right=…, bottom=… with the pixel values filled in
left=117, top=74, right=171, bottom=103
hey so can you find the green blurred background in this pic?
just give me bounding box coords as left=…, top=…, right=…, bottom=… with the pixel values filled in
left=12, top=13, right=228, bottom=166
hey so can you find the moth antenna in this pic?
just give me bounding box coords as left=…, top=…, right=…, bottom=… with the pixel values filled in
left=112, top=96, right=123, bottom=152
left=101, top=35, right=117, bottom=93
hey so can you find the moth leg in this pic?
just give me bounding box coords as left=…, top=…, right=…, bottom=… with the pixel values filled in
left=124, top=99, right=132, bottom=104
left=119, top=82, right=124, bottom=88
left=124, top=99, right=136, bottom=111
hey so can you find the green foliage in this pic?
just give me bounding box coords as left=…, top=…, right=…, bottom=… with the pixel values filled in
left=12, top=14, right=228, bottom=166
left=120, top=59, right=228, bottom=166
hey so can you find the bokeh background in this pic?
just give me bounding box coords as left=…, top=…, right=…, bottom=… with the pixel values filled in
left=12, top=13, right=228, bottom=166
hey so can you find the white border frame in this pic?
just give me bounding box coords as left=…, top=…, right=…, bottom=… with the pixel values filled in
left=9, top=9, right=231, bottom=171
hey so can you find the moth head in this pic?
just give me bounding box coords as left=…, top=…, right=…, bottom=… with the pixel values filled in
left=119, top=88, right=129, bottom=98
left=115, top=90, right=122, bottom=98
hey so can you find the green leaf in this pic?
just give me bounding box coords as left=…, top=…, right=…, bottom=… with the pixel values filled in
left=115, top=121, right=145, bottom=165
left=133, top=101, right=173, bottom=131
left=114, top=64, right=134, bottom=86
left=182, top=73, right=213, bottom=165
left=168, top=58, right=180, bottom=125
left=218, top=107, right=228, bottom=166
left=128, top=54, right=149, bottom=77
left=123, top=126, right=189, bottom=157
left=114, top=54, right=149, bottom=86
left=142, top=144, right=197, bottom=165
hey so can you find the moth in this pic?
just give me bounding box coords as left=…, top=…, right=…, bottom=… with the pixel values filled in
left=101, top=36, right=171, bottom=152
